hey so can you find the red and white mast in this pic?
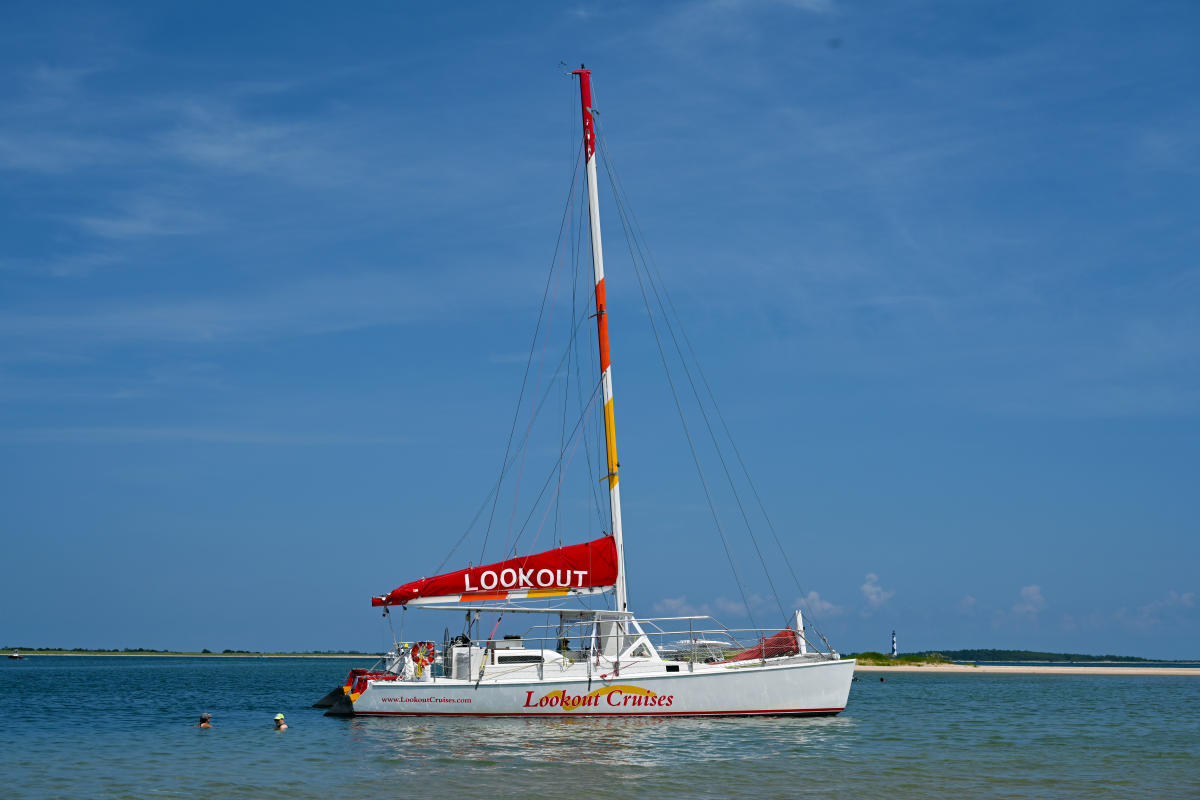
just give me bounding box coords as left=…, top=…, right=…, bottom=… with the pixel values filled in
left=574, top=66, right=628, bottom=612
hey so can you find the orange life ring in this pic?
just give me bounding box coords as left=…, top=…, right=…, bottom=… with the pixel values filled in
left=411, top=641, right=436, bottom=667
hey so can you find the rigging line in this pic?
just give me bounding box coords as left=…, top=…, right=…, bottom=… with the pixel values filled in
left=577, top=90, right=610, bottom=539
left=516, top=376, right=604, bottom=560
left=633, top=236, right=815, bottom=616
left=498, top=178, right=576, bottom=566
left=591, top=131, right=758, bottom=632
left=503, top=279, right=605, bottom=553
left=593, top=120, right=793, bottom=631
left=479, top=140, right=584, bottom=564
left=432, top=472, right=507, bottom=576
left=591, top=124, right=758, bottom=620
left=598, top=162, right=832, bottom=650
left=433, top=292, right=599, bottom=576
left=499, top=139, right=606, bottom=564
left=597, top=152, right=788, bottom=631
left=506, top=378, right=604, bottom=558
left=555, top=162, right=583, bottom=548
left=678, top=340, right=833, bottom=647
left=570, top=163, right=607, bottom=535
left=575, top=175, right=605, bottom=537
left=560, top=185, right=604, bottom=541
left=575, top=317, right=605, bottom=533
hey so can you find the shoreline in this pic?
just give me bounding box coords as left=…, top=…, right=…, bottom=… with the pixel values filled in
left=853, top=663, right=1200, bottom=676
left=5, top=652, right=377, bottom=659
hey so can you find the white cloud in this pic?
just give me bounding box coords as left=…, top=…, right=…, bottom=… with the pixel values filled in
left=959, top=595, right=977, bottom=615
left=0, top=271, right=453, bottom=346
left=860, top=573, right=893, bottom=610
left=653, top=595, right=710, bottom=617
left=1012, top=585, right=1046, bottom=616
left=1117, top=590, right=1197, bottom=630
left=75, top=198, right=213, bottom=240
left=714, top=594, right=765, bottom=618
left=0, top=427, right=406, bottom=446
left=0, top=251, right=123, bottom=278
left=0, top=131, right=123, bottom=173
left=779, top=0, right=835, bottom=11
left=797, top=590, right=841, bottom=617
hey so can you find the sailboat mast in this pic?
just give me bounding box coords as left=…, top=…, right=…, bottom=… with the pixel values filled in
left=573, top=66, right=628, bottom=613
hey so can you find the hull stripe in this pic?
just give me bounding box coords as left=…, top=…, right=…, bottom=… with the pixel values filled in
left=351, top=707, right=844, bottom=718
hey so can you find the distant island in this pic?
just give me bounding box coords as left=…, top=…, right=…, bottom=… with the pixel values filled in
left=3, top=646, right=376, bottom=657
left=848, top=651, right=952, bottom=666
left=847, top=648, right=1159, bottom=666
left=932, top=649, right=1154, bottom=662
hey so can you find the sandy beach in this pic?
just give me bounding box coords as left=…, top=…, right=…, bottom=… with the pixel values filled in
left=853, top=663, right=1200, bottom=676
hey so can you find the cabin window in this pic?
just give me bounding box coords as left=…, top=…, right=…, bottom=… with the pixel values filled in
left=629, top=642, right=651, bottom=659
left=497, top=654, right=544, bottom=664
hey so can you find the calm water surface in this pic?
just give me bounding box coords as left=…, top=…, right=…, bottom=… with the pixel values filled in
left=3, top=657, right=1198, bottom=799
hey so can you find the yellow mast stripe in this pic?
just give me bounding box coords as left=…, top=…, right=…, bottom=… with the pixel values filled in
left=603, top=396, right=618, bottom=488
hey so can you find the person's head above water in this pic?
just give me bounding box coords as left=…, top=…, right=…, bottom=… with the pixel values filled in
left=200, top=713, right=211, bottom=722
left=274, top=713, right=287, bottom=729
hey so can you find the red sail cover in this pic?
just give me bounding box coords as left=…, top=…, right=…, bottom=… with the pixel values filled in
left=717, top=629, right=801, bottom=663
left=371, top=535, right=619, bottom=607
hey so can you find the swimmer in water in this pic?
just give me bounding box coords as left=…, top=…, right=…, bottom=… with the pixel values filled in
left=195, top=713, right=212, bottom=728
left=274, top=713, right=288, bottom=730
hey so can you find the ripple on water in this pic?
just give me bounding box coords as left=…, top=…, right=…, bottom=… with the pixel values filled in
left=4, top=659, right=1199, bottom=799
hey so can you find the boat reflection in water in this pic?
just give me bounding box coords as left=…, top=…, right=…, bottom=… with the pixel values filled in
left=346, top=714, right=853, bottom=768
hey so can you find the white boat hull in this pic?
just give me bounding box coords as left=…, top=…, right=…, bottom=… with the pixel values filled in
left=334, top=657, right=855, bottom=717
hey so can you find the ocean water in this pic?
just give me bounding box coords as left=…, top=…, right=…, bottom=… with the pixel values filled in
left=3, top=657, right=1198, bottom=799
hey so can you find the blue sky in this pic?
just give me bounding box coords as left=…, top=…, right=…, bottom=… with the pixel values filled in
left=2, top=1, right=1197, bottom=658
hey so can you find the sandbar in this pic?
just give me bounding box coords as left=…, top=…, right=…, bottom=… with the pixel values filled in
left=853, top=663, right=1199, bottom=676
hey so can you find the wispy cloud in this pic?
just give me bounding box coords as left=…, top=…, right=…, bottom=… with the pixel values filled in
left=634, top=0, right=834, bottom=71
left=860, top=573, right=893, bottom=611
left=959, top=595, right=977, bottom=615
left=156, top=98, right=369, bottom=189
left=1012, top=585, right=1046, bottom=616
left=0, top=271, right=454, bottom=347
left=714, top=594, right=766, bottom=618
left=0, top=131, right=125, bottom=173
left=798, top=589, right=842, bottom=617
left=1117, top=590, right=1196, bottom=630
left=0, top=427, right=405, bottom=446
left=653, top=595, right=711, bottom=617
left=0, top=252, right=123, bottom=278
left=74, top=197, right=214, bottom=239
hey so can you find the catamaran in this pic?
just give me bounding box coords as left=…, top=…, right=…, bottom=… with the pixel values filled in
left=319, top=67, right=855, bottom=717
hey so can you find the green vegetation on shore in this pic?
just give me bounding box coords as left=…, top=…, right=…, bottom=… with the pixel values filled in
left=847, top=648, right=1158, bottom=665
left=3, top=646, right=376, bottom=657
left=932, top=649, right=1151, bottom=662
left=847, top=651, right=953, bottom=666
